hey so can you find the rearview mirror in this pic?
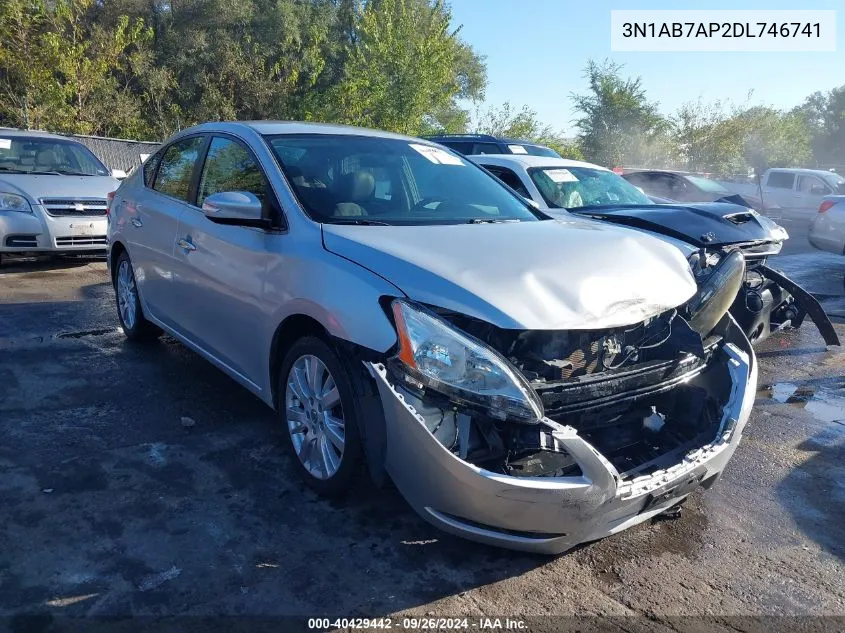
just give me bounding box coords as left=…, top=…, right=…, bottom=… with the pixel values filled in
left=202, top=191, right=263, bottom=224
left=111, top=169, right=128, bottom=180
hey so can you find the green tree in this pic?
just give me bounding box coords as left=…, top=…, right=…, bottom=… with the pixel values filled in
left=571, top=59, right=671, bottom=168
left=39, top=0, right=152, bottom=136
left=473, top=102, right=583, bottom=159
left=329, top=0, right=484, bottom=134
left=794, top=85, right=845, bottom=168
left=0, top=0, right=61, bottom=130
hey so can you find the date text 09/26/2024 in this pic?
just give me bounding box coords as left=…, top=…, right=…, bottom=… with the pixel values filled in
left=307, top=617, right=527, bottom=630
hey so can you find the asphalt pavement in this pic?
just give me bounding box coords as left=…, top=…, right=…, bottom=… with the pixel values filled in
left=0, top=214, right=844, bottom=631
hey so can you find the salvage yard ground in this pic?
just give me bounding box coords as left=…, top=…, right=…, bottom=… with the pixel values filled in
left=1, top=230, right=844, bottom=628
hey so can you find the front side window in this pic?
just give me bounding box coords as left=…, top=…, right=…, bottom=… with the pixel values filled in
left=487, top=166, right=530, bottom=198
left=520, top=145, right=560, bottom=158
left=153, top=137, right=205, bottom=202
left=265, top=134, right=539, bottom=225
left=198, top=137, right=266, bottom=207
left=685, top=175, right=730, bottom=195
left=529, top=166, right=652, bottom=209
left=767, top=171, right=795, bottom=189
left=143, top=149, right=165, bottom=187
left=0, top=136, right=109, bottom=176
left=821, top=172, right=845, bottom=193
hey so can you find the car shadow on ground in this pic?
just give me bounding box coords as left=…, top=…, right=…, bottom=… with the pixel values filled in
left=775, top=420, right=845, bottom=562
left=0, top=255, right=105, bottom=274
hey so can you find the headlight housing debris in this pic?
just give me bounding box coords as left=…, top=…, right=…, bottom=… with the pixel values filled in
left=390, top=299, right=544, bottom=422
left=686, top=249, right=745, bottom=336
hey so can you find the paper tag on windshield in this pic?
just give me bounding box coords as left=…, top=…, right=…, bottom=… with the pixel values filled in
left=409, top=143, right=463, bottom=166
left=507, top=144, right=528, bottom=154
left=0, top=139, right=11, bottom=150
left=546, top=168, right=578, bottom=183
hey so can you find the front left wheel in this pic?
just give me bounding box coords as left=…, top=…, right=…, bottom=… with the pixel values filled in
left=114, top=251, right=161, bottom=342
left=278, top=336, right=365, bottom=496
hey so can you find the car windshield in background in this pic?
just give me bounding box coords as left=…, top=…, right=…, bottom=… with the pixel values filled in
left=685, top=175, right=731, bottom=195
left=528, top=166, right=653, bottom=209
left=0, top=137, right=109, bottom=176
left=511, top=144, right=560, bottom=158
left=264, top=134, right=540, bottom=225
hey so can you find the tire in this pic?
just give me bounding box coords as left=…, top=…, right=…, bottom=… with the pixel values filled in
left=113, top=251, right=162, bottom=342
left=278, top=336, right=365, bottom=496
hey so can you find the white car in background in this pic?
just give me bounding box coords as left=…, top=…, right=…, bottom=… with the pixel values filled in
left=0, top=129, right=122, bottom=262
left=809, top=196, right=845, bottom=256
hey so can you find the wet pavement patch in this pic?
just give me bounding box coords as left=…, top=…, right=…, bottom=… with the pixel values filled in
left=758, top=381, right=845, bottom=424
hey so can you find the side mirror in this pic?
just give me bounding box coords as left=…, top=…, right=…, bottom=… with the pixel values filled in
left=810, top=184, right=827, bottom=196
left=111, top=169, right=128, bottom=180
left=202, top=191, right=264, bottom=224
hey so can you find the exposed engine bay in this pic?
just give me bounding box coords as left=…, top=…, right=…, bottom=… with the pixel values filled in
left=386, top=304, right=738, bottom=481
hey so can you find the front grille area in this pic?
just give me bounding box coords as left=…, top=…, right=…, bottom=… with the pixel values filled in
left=55, top=236, right=107, bottom=247
left=40, top=198, right=108, bottom=217
left=5, top=234, right=38, bottom=248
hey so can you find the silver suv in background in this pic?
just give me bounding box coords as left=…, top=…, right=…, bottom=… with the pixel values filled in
left=107, top=121, right=756, bottom=554
left=0, top=130, right=122, bottom=260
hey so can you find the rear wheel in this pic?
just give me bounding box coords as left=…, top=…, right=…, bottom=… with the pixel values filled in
left=279, top=336, right=364, bottom=496
left=114, top=251, right=161, bottom=342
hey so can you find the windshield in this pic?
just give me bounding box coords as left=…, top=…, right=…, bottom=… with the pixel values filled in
left=507, top=143, right=560, bottom=158
left=528, top=166, right=652, bottom=209
left=685, top=175, right=730, bottom=194
left=264, top=134, right=541, bottom=225
left=0, top=136, right=109, bottom=176
left=821, top=172, right=845, bottom=193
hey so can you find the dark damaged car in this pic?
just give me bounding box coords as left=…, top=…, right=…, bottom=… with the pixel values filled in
left=108, top=122, right=757, bottom=554
left=472, top=154, right=840, bottom=348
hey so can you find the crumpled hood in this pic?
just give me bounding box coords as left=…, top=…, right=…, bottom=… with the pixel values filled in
left=0, top=175, right=120, bottom=202
left=322, top=217, right=698, bottom=330
left=570, top=201, right=788, bottom=248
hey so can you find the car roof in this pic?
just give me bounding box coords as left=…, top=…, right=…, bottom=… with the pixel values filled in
left=469, top=154, right=609, bottom=171
left=423, top=133, right=546, bottom=146
left=768, top=167, right=838, bottom=177
left=175, top=120, right=428, bottom=144
left=0, top=128, right=83, bottom=142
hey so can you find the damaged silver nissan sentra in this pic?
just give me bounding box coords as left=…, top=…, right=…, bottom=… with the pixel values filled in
left=108, top=122, right=757, bottom=554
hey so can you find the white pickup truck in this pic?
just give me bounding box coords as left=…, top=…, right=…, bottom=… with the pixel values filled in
left=722, top=168, right=845, bottom=211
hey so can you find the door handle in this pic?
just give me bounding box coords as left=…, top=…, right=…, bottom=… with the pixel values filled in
left=177, top=237, right=196, bottom=252
left=131, top=218, right=143, bottom=228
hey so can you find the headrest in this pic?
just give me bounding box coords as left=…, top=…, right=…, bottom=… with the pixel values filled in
left=336, top=171, right=375, bottom=202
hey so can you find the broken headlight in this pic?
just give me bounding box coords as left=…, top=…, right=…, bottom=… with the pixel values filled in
left=390, top=299, right=544, bottom=422
left=686, top=249, right=745, bottom=336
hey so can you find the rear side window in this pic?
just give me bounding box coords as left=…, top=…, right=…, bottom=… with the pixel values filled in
left=197, top=137, right=266, bottom=207
left=438, top=141, right=473, bottom=155
left=153, top=137, right=205, bottom=202
left=472, top=143, right=502, bottom=155
left=767, top=171, right=795, bottom=189
left=487, top=166, right=530, bottom=198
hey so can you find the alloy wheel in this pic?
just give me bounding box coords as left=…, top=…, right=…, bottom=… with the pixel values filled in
left=116, top=259, right=137, bottom=330
left=284, top=354, right=345, bottom=480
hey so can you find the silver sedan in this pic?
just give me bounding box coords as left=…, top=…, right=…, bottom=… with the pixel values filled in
left=107, top=121, right=756, bottom=554
left=809, top=196, right=845, bottom=256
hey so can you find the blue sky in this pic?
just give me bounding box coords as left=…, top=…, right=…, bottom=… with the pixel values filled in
left=449, top=0, right=843, bottom=136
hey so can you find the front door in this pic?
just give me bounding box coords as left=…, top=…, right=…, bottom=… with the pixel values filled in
left=169, top=135, right=276, bottom=389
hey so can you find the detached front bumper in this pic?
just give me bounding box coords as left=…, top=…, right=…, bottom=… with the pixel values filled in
left=368, top=332, right=756, bottom=555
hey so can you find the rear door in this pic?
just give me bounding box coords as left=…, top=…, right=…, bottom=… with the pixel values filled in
left=169, top=135, right=279, bottom=388
left=125, top=135, right=206, bottom=328
left=761, top=171, right=797, bottom=208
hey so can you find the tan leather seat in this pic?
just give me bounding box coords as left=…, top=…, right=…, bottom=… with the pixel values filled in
left=334, top=171, right=375, bottom=217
